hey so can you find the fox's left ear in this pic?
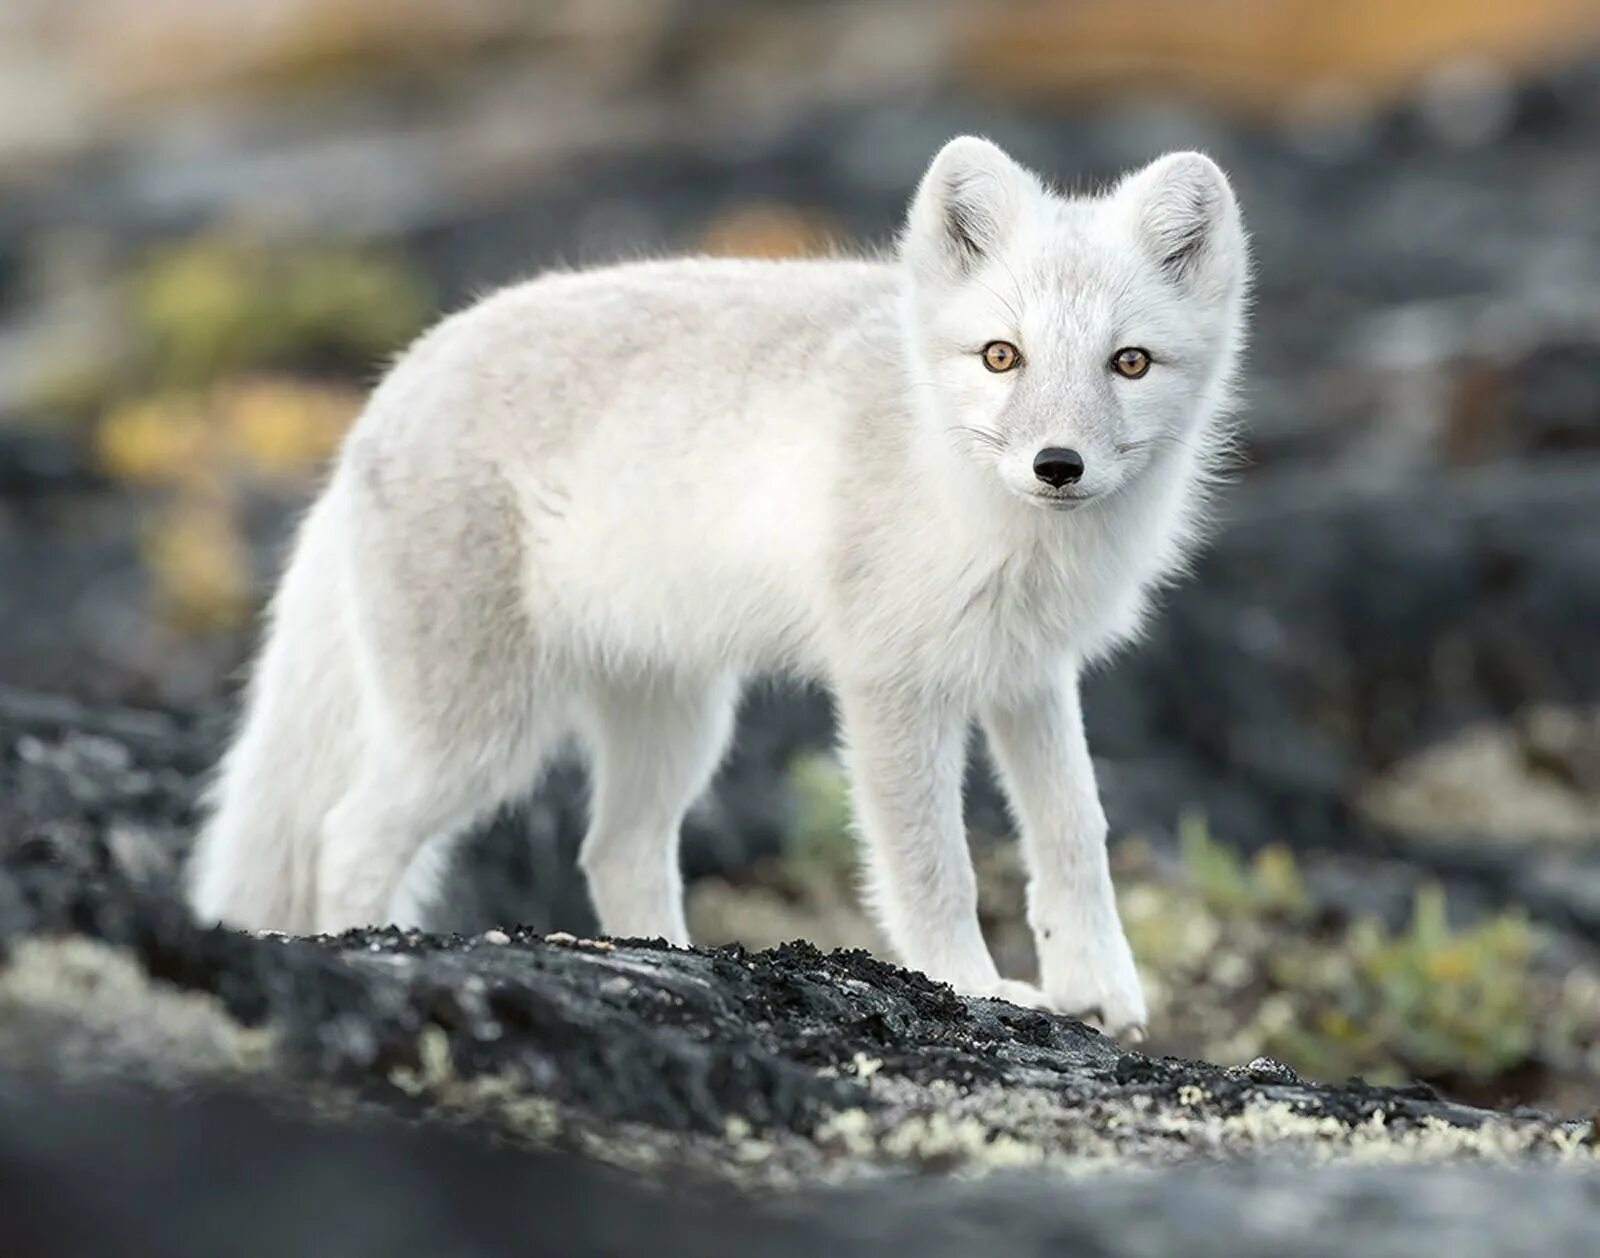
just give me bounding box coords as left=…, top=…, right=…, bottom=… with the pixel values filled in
left=1115, top=152, right=1246, bottom=296
left=903, top=136, right=1042, bottom=283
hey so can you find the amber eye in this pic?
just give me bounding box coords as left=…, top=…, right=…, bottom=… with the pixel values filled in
left=982, top=340, right=1021, bottom=373
left=1111, top=347, right=1152, bottom=379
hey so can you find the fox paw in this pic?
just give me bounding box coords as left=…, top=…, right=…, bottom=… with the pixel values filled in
left=1042, top=949, right=1148, bottom=1042
left=967, top=978, right=1053, bottom=1011
left=964, top=976, right=1146, bottom=1042
left=1058, top=1002, right=1148, bottom=1044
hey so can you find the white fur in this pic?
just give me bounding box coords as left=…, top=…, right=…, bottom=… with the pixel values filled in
left=186, top=137, right=1250, bottom=1034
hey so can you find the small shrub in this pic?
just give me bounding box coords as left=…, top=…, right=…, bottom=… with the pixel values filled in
left=1267, top=884, right=1536, bottom=1085
left=1178, top=811, right=1309, bottom=921
left=1124, top=818, right=1546, bottom=1092
left=78, top=232, right=429, bottom=633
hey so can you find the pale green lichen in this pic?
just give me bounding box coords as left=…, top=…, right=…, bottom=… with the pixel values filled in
left=0, top=937, right=273, bottom=1083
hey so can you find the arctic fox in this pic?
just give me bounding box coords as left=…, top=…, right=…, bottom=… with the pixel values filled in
left=187, top=136, right=1249, bottom=1034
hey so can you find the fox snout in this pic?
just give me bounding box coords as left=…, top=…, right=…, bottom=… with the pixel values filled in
left=1032, top=447, right=1085, bottom=488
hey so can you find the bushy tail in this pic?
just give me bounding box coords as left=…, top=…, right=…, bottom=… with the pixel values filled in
left=187, top=488, right=362, bottom=933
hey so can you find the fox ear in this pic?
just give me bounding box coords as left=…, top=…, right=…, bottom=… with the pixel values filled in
left=903, top=136, right=1040, bottom=281
left=1115, top=151, right=1244, bottom=293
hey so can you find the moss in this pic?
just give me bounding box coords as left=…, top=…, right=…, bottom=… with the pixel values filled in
left=0, top=938, right=274, bottom=1084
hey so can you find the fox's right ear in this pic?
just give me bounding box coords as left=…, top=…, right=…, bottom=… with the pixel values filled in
left=1114, top=151, right=1246, bottom=299
left=903, top=136, right=1040, bottom=282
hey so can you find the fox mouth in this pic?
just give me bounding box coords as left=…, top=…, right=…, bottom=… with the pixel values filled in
left=1026, top=490, right=1096, bottom=511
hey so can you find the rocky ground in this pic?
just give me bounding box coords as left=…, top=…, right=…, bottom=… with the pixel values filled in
left=3, top=783, right=1600, bottom=1255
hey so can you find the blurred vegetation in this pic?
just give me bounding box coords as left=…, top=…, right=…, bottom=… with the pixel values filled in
left=1121, top=817, right=1588, bottom=1096
left=692, top=766, right=1600, bottom=1105
left=687, top=751, right=881, bottom=958
left=698, top=204, right=842, bottom=260
left=1270, top=885, right=1535, bottom=1085
left=956, top=0, right=1600, bottom=114
left=51, top=233, right=432, bottom=630
left=128, top=236, right=429, bottom=388
left=784, top=751, right=860, bottom=883
left=1173, top=811, right=1309, bottom=921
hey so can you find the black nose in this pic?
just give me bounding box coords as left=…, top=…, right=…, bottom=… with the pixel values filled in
left=1033, top=447, right=1085, bottom=488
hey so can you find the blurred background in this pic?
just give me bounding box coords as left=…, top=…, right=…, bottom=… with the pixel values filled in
left=3, top=0, right=1600, bottom=1112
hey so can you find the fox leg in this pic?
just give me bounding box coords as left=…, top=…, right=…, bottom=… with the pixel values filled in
left=982, top=663, right=1147, bottom=1036
left=577, top=671, right=740, bottom=944
left=835, top=681, right=1042, bottom=1006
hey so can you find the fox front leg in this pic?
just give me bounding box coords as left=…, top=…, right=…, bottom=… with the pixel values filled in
left=982, top=666, right=1146, bottom=1037
left=836, top=681, right=1046, bottom=1008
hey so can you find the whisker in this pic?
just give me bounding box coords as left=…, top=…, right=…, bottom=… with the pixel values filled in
left=1121, top=430, right=1228, bottom=465
left=969, top=274, right=1024, bottom=328
left=948, top=424, right=1006, bottom=454
left=992, top=255, right=1030, bottom=320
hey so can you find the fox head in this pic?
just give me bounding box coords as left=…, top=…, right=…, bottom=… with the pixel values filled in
left=899, top=136, right=1250, bottom=512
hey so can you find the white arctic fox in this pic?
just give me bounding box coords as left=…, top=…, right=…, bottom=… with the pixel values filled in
left=188, top=136, right=1249, bottom=1033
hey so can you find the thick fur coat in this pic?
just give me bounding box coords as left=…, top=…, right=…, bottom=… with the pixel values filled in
left=188, top=137, right=1250, bottom=1034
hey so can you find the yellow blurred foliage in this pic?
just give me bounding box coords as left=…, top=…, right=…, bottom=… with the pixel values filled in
left=957, top=0, right=1600, bottom=113
left=221, top=378, right=360, bottom=477
left=141, top=495, right=254, bottom=633
left=90, top=229, right=407, bottom=632
left=96, top=375, right=362, bottom=631
left=699, top=203, right=841, bottom=260
left=1424, top=944, right=1476, bottom=984
left=96, top=394, right=215, bottom=487
left=96, top=377, right=360, bottom=487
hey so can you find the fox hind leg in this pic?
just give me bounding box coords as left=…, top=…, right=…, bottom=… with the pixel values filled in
left=316, top=444, right=548, bottom=934
left=316, top=746, right=495, bottom=934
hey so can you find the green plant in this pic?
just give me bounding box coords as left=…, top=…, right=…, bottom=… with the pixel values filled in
left=1121, top=819, right=1547, bottom=1093
left=1177, top=811, right=1309, bottom=921
left=69, top=232, right=433, bottom=632
left=783, top=751, right=858, bottom=882
left=130, top=234, right=430, bottom=387
left=1268, top=884, right=1536, bottom=1084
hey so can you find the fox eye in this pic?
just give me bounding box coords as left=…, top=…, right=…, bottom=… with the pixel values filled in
left=982, top=340, right=1021, bottom=373
left=1111, top=347, right=1152, bottom=379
